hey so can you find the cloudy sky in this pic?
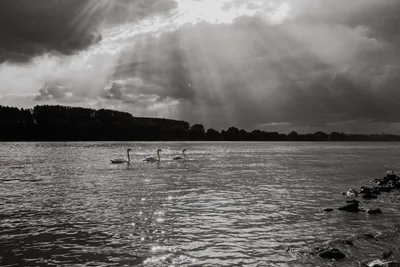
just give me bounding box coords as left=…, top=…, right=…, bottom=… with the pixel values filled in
left=1, top=0, right=400, bottom=133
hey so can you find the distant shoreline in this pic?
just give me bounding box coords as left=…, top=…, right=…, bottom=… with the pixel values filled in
left=2, top=104, right=400, bottom=142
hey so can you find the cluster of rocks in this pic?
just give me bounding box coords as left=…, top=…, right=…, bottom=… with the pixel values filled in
left=310, top=234, right=398, bottom=262
left=333, top=198, right=383, bottom=214
left=325, top=171, right=400, bottom=214
left=316, top=171, right=400, bottom=263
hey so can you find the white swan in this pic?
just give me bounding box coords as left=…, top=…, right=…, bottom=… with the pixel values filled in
left=143, top=149, right=161, bottom=163
left=173, top=149, right=187, bottom=161
left=111, top=148, right=131, bottom=164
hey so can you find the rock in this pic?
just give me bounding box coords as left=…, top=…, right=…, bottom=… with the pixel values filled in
left=382, top=250, right=393, bottom=259
left=366, top=259, right=400, bottom=267
left=318, top=248, right=345, bottom=259
left=361, top=186, right=374, bottom=194
left=393, top=183, right=400, bottom=189
left=363, top=233, right=375, bottom=239
left=375, top=186, right=392, bottom=192
left=376, top=172, right=400, bottom=187
left=338, top=199, right=360, bottom=212
left=367, top=208, right=382, bottom=214
left=324, top=208, right=334, bottom=212
left=340, top=239, right=354, bottom=246
left=361, top=187, right=381, bottom=194
left=363, top=193, right=378, bottom=200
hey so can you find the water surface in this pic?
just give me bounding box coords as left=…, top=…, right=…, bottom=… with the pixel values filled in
left=1, top=142, right=400, bottom=266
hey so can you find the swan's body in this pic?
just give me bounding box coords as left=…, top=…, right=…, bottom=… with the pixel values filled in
left=144, top=149, right=161, bottom=163
left=173, top=149, right=187, bottom=161
left=111, top=158, right=128, bottom=164
left=111, top=149, right=131, bottom=164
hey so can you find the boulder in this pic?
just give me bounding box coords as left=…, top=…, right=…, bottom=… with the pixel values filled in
left=338, top=199, right=360, bottom=212
left=317, top=247, right=345, bottom=259
left=323, top=208, right=334, bottom=212
left=361, top=186, right=374, bottom=194
left=362, top=193, right=378, bottom=200
left=375, top=186, right=392, bottom=192
left=382, top=250, right=393, bottom=259
left=393, top=183, right=400, bottom=189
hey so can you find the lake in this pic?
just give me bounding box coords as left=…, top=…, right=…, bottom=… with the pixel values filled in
left=1, top=142, right=400, bottom=267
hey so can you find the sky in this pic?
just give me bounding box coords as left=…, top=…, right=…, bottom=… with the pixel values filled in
left=1, top=0, right=400, bottom=134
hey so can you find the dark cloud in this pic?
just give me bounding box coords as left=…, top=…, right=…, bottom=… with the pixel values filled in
left=0, top=0, right=177, bottom=63
left=292, top=0, right=400, bottom=47
left=349, top=1, right=400, bottom=46
left=0, top=0, right=104, bottom=63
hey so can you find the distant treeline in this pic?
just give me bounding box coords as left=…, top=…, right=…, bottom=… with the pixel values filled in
left=1, top=105, right=400, bottom=141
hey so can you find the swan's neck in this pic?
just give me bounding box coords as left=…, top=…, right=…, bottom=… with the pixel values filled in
left=183, top=150, right=186, bottom=158
left=127, top=150, right=131, bottom=163
left=157, top=151, right=160, bottom=161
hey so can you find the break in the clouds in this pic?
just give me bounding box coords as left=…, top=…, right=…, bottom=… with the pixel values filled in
left=1, top=0, right=400, bottom=133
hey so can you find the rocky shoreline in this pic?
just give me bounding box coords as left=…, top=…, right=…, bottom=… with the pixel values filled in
left=314, top=171, right=400, bottom=266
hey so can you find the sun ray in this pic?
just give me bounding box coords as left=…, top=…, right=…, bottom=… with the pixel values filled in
left=183, top=29, right=240, bottom=126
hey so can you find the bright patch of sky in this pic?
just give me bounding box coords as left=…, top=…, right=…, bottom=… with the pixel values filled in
left=102, top=0, right=292, bottom=48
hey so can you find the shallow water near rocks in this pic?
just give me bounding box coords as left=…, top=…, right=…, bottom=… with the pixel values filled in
left=1, top=142, right=400, bottom=267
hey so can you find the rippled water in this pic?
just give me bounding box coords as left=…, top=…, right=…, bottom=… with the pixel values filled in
left=1, top=142, right=400, bottom=267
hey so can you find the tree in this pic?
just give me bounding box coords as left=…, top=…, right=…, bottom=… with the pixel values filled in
left=239, top=129, right=248, bottom=141
left=189, top=124, right=205, bottom=140
left=313, top=131, right=328, bottom=141
left=223, top=127, right=240, bottom=141
left=288, top=131, right=299, bottom=141
left=206, top=128, right=221, bottom=141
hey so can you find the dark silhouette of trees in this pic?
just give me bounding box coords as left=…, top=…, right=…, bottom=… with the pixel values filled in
left=0, top=106, right=35, bottom=141
left=189, top=124, right=205, bottom=140
left=0, top=105, right=189, bottom=141
left=223, top=127, right=239, bottom=141
left=313, top=131, right=329, bottom=141
left=1, top=104, right=400, bottom=141
left=288, top=131, right=299, bottom=141
left=206, top=128, right=221, bottom=141
left=329, top=132, right=346, bottom=141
